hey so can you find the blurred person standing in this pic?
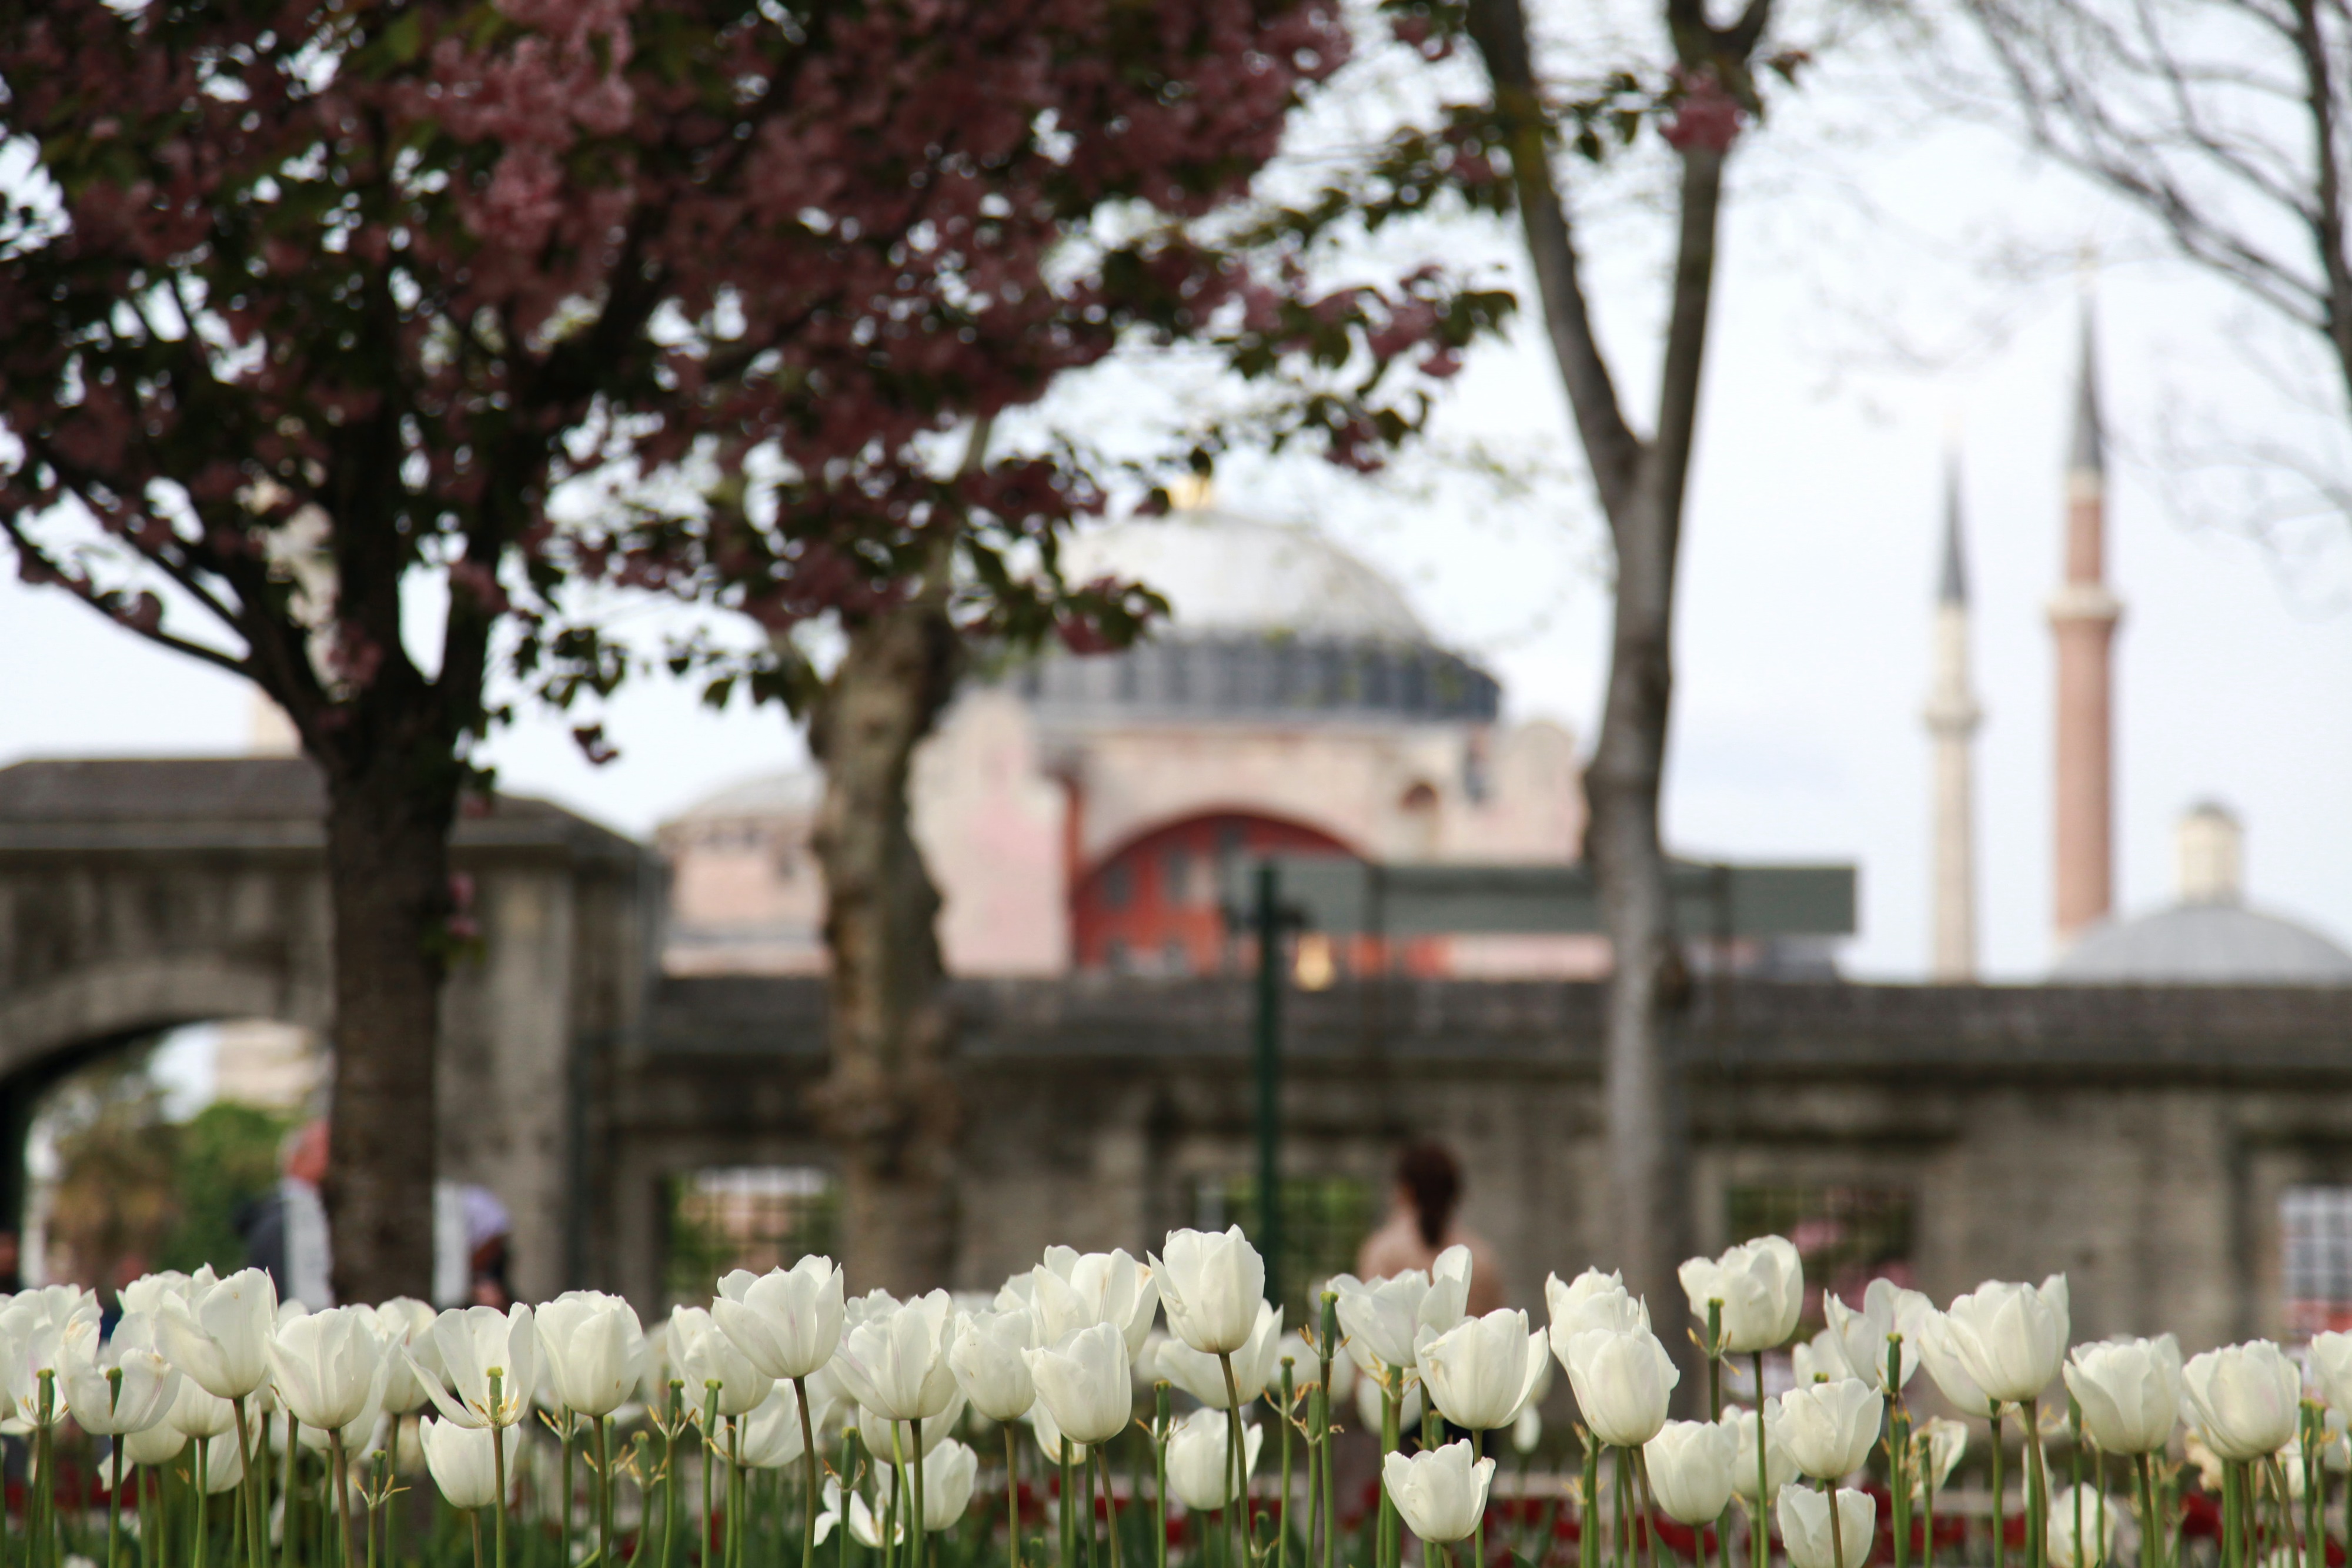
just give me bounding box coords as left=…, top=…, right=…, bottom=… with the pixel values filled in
left=1356, top=1140, right=1505, bottom=1312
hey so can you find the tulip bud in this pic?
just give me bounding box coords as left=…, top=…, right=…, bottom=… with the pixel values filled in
left=1822, top=1280, right=1930, bottom=1394
left=1167, top=1408, right=1264, bottom=1510
left=737, top=1382, right=807, bottom=1469
left=1024, top=1322, right=1132, bottom=1446
left=156, top=1269, right=277, bottom=1401
left=671, top=1307, right=771, bottom=1420
left=920, top=1439, right=979, bottom=1531
left=2061, top=1336, right=2180, bottom=1456
left=1940, top=1277, right=2069, bottom=1404
left=1778, top=1486, right=1875, bottom=1568
left=1645, top=1419, right=1739, bottom=1524
left=1158, top=1301, right=1283, bottom=1410
left=122, top=1420, right=188, bottom=1467
left=60, top=1315, right=179, bottom=1438
left=1031, top=1249, right=1162, bottom=1359
left=1677, top=1239, right=1803, bottom=1355
left=1913, top=1417, right=1969, bottom=1490
left=1792, top=1329, right=1857, bottom=1388
left=1777, top=1377, right=1883, bottom=1481
left=1417, top=1308, right=1548, bottom=1433
left=2044, top=1487, right=2116, bottom=1568
left=949, top=1309, right=1038, bottom=1423
left=270, top=1305, right=385, bottom=1433
left=419, top=1416, right=521, bottom=1510
left=2180, top=1340, right=2300, bottom=1462
left=197, top=1429, right=246, bottom=1494
left=1333, top=1248, right=1473, bottom=1379
left=830, top=1291, right=963, bottom=1425
left=1151, top=1227, right=1267, bottom=1356
left=1915, top=1312, right=1994, bottom=1417
left=415, top=1304, right=539, bottom=1429
left=1723, top=1400, right=1796, bottom=1505
left=1381, top=1439, right=1495, bottom=1544
left=1560, top=1324, right=1678, bottom=1449
left=713, top=1255, right=847, bottom=1381
left=536, top=1291, right=647, bottom=1420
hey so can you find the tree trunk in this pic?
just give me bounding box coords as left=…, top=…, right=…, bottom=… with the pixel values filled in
left=320, top=761, right=456, bottom=1305
left=808, top=593, right=963, bottom=1297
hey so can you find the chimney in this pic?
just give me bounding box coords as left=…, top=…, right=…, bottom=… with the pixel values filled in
left=2177, top=802, right=2244, bottom=906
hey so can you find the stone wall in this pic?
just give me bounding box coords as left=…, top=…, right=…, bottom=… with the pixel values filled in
left=605, top=974, right=2352, bottom=1354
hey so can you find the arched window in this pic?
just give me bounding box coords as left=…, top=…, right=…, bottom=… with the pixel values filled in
left=1071, top=813, right=1357, bottom=974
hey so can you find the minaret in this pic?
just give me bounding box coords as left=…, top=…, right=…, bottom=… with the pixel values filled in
left=1923, top=454, right=1982, bottom=981
left=2048, top=303, right=2124, bottom=950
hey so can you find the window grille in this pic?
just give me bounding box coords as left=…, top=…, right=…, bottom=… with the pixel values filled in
left=2283, top=1186, right=2352, bottom=1337
left=665, top=1166, right=838, bottom=1309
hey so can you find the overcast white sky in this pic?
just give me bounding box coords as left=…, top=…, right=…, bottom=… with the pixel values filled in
left=4, top=8, right=2349, bottom=983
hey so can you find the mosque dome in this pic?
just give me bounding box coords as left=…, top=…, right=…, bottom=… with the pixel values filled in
left=1020, top=506, right=1500, bottom=726
left=2052, top=804, right=2352, bottom=985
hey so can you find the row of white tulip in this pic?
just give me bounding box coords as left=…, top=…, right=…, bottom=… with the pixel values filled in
left=3, top=1226, right=2337, bottom=1568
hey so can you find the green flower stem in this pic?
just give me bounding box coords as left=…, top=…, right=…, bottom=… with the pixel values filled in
left=1990, top=1406, right=2007, bottom=1568
left=700, top=1386, right=720, bottom=1568
left=282, top=1419, right=301, bottom=1568
left=1706, top=1304, right=1728, bottom=1568
left=1278, top=1360, right=1295, bottom=1568
left=1923, top=1436, right=1937, bottom=1568
left=909, top=1419, right=926, bottom=1568
left=839, top=1430, right=858, bottom=1568
left=1154, top=1383, right=1172, bottom=1568
left=232, top=1391, right=265, bottom=1568
left=1218, top=1353, right=1248, bottom=1568
left=1317, top=1294, right=1339, bottom=1568
left=663, top=1381, right=685, bottom=1568
left=599, top=1415, right=616, bottom=1568
left=1633, top=1446, right=1662, bottom=1568
left=470, top=1509, right=486, bottom=1568
left=1613, top=1446, right=1630, bottom=1568
left=37, top=1373, right=55, bottom=1568
left=330, top=1430, right=356, bottom=1568
left=728, top=1416, right=746, bottom=1568
left=2069, top=1402, right=2084, bottom=1568
left=1581, top=1430, right=1600, bottom=1568
left=1380, top=1379, right=1402, bottom=1568
left=1301, top=1386, right=1322, bottom=1568
left=1889, top=1339, right=1910, bottom=1568
left=489, top=1370, right=510, bottom=1568
left=794, top=1378, right=821, bottom=1568
left=2025, top=1399, right=2048, bottom=1568
left=1081, top=1433, right=1098, bottom=1568
left=560, top=1416, right=576, bottom=1568
left=195, top=1435, right=210, bottom=1568
left=1471, top=1427, right=1486, bottom=1568
left=102, top=1368, right=122, bottom=1568
left=1010, top=1423, right=1031, bottom=1568
left=1825, top=1477, right=1846, bottom=1568
left=1058, top=1444, right=1075, bottom=1568
left=1097, top=1448, right=1124, bottom=1568
left=1752, top=1355, right=1769, bottom=1568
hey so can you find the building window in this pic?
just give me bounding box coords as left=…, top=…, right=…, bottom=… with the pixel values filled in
left=1727, top=1183, right=1916, bottom=1333
left=2283, top=1187, right=2352, bottom=1336
left=665, top=1166, right=838, bottom=1309
left=1192, top=1173, right=1373, bottom=1320
left=1100, top=862, right=1134, bottom=911
left=1163, top=847, right=1197, bottom=907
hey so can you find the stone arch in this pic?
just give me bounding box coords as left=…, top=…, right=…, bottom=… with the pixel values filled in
left=0, top=955, right=328, bottom=1086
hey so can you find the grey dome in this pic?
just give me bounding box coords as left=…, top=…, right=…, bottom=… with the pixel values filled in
left=1022, top=509, right=1499, bottom=726
left=2053, top=903, right=2352, bottom=985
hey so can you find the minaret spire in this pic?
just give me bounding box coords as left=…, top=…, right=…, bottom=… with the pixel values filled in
left=2049, top=292, right=2124, bottom=952
left=1925, top=447, right=1982, bottom=981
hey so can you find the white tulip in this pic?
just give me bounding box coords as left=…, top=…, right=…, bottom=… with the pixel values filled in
left=1646, top=1419, right=1739, bottom=1524
left=269, top=1305, right=384, bottom=1433
left=1167, top=1409, right=1264, bottom=1510
left=0, top=1315, right=83, bottom=1428
left=1678, top=1238, right=1804, bottom=1355
left=156, top=1268, right=277, bottom=1400
left=1792, top=1329, right=1859, bottom=1389
left=122, top=1421, right=188, bottom=1466
left=2063, top=1336, right=2180, bottom=1456
left=293, top=1354, right=390, bottom=1460
left=920, top=1439, right=980, bottom=1530
left=832, top=1291, right=963, bottom=1423
left=121, top=1271, right=212, bottom=1318
left=419, top=1416, right=520, bottom=1510
left=59, top=1316, right=179, bottom=1436
left=1942, top=1278, right=2069, bottom=1405
left=1158, top=1301, right=1283, bottom=1410
left=537, top=1292, right=646, bottom=1419
left=1025, top=1323, right=1132, bottom=1446
left=714, top=1255, right=847, bottom=1381
left=739, top=1382, right=807, bottom=1469
left=1778, top=1378, right=1884, bottom=1480
left=1356, top=1368, right=1421, bottom=1435
left=949, top=1309, right=1038, bottom=1422
left=166, top=1370, right=238, bottom=1439
left=1333, top=1248, right=1473, bottom=1378
left=1382, top=1439, right=1494, bottom=1544
left=1545, top=1270, right=1648, bottom=1339
left=1822, top=1280, right=1932, bottom=1394
left=1915, top=1312, right=1994, bottom=1416
left=1152, top=1227, right=1267, bottom=1356
left=1032, top=1249, right=1161, bottom=1359
left=1418, top=1309, right=1547, bottom=1433
left=1560, top=1325, right=1678, bottom=1449
left=2180, top=1340, right=2300, bottom=1462
left=370, top=1299, right=438, bottom=1415
left=1723, top=1400, right=1796, bottom=1505
left=1028, top=1393, right=1087, bottom=1465
left=857, top=1387, right=967, bottom=1462
left=1915, top=1417, right=1969, bottom=1489
left=2046, top=1487, right=2116, bottom=1568
left=197, top=1429, right=246, bottom=1493
left=414, top=1305, right=537, bottom=1428
left=670, top=1307, right=770, bottom=1420
left=1778, top=1486, right=1875, bottom=1568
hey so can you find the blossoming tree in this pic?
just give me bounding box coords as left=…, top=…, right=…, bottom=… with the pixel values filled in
left=0, top=0, right=1501, bottom=1296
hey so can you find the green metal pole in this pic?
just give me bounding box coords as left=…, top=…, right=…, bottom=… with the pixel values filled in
left=1254, top=861, right=1284, bottom=1310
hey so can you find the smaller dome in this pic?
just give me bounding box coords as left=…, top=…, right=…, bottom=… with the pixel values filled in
left=2053, top=904, right=2352, bottom=986
left=1060, top=511, right=1428, bottom=642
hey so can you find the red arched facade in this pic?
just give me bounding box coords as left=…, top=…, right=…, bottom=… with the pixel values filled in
left=1071, top=813, right=1354, bottom=975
